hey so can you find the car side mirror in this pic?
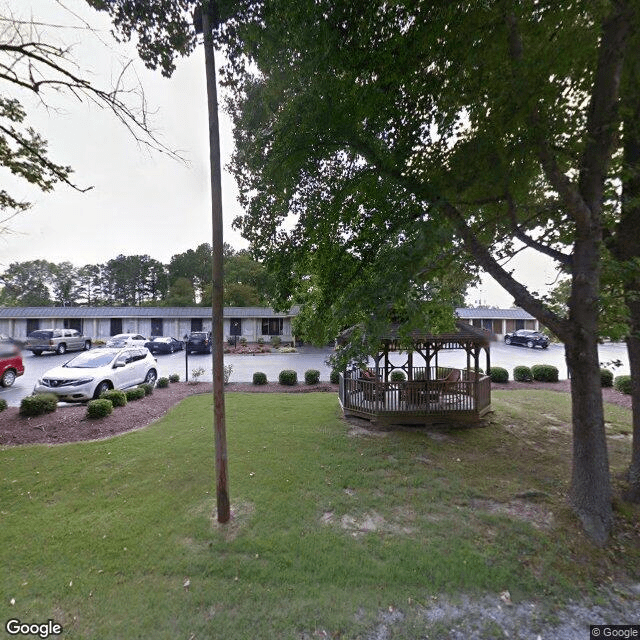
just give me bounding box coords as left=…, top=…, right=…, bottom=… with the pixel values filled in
left=114, top=360, right=126, bottom=368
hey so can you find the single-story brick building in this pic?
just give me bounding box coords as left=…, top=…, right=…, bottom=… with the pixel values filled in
left=455, top=307, right=540, bottom=338
left=0, top=305, right=537, bottom=344
left=0, top=306, right=300, bottom=344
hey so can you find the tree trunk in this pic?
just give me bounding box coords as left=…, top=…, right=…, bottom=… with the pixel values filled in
left=564, top=334, right=613, bottom=544
left=613, top=73, right=640, bottom=499
left=624, top=295, right=640, bottom=500
left=564, top=236, right=612, bottom=545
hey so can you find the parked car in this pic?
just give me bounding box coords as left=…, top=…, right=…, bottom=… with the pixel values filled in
left=144, top=336, right=184, bottom=355
left=0, top=342, right=25, bottom=387
left=33, top=347, right=158, bottom=402
left=24, top=329, right=92, bottom=356
left=504, top=329, right=549, bottom=349
left=185, top=331, right=212, bottom=354
left=105, top=333, right=148, bottom=348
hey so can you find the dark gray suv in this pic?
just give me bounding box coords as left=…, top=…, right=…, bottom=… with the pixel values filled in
left=185, top=331, right=212, bottom=354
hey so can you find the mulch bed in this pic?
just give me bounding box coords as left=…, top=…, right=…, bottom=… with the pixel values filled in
left=0, top=380, right=631, bottom=447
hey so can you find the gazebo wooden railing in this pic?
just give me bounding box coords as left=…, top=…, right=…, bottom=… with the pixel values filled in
left=338, top=366, right=492, bottom=424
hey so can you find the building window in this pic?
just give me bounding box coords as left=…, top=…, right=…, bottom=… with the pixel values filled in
left=262, top=318, right=283, bottom=336
left=64, top=319, right=82, bottom=332
left=26, top=319, right=40, bottom=335
left=151, top=318, right=163, bottom=336
left=191, top=318, right=203, bottom=332
left=110, top=318, right=123, bottom=336
left=515, top=319, right=525, bottom=330
left=230, top=318, right=242, bottom=336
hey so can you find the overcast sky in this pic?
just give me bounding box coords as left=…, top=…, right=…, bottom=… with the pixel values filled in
left=2, top=1, right=560, bottom=309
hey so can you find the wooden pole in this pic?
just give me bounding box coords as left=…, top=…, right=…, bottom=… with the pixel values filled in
left=202, top=4, right=230, bottom=523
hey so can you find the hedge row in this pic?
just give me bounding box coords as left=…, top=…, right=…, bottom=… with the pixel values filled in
left=250, top=369, right=336, bottom=386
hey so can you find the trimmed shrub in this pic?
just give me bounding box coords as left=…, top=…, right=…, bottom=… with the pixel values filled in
left=169, top=373, right=180, bottom=383
left=87, top=399, right=113, bottom=419
left=279, top=369, right=297, bottom=386
left=156, top=377, right=170, bottom=388
left=390, top=370, right=406, bottom=382
left=489, top=367, right=509, bottom=383
left=19, top=393, right=58, bottom=417
left=253, top=372, right=268, bottom=385
left=305, top=369, right=321, bottom=385
left=531, top=364, right=559, bottom=382
left=329, top=369, right=340, bottom=384
left=140, top=382, right=154, bottom=396
left=513, top=366, right=533, bottom=382
left=126, top=387, right=146, bottom=401
left=0, top=398, right=7, bottom=412
left=99, top=389, right=127, bottom=407
left=270, top=336, right=282, bottom=348
left=614, top=375, right=633, bottom=395
left=600, top=369, right=614, bottom=388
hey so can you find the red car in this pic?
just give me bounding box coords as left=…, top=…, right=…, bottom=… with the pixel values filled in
left=0, top=342, right=25, bottom=387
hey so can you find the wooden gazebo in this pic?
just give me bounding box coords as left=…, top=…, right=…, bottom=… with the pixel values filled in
left=338, top=322, right=492, bottom=425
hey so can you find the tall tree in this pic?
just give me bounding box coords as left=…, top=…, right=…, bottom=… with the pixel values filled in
left=0, top=259, right=56, bottom=306
left=102, top=254, right=168, bottom=305
left=76, top=264, right=106, bottom=306
left=219, top=0, right=636, bottom=544
left=168, top=243, right=213, bottom=302
left=51, top=262, right=83, bottom=307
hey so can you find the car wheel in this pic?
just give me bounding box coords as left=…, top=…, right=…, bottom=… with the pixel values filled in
left=93, top=380, right=111, bottom=399
left=33, top=350, right=42, bottom=356
left=526, top=340, right=534, bottom=348
left=56, top=343, right=67, bottom=355
left=505, top=337, right=511, bottom=345
left=84, top=340, right=91, bottom=351
left=1, top=369, right=16, bottom=387
left=144, top=369, right=157, bottom=386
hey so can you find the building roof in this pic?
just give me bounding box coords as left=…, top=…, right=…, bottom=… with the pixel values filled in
left=0, top=306, right=300, bottom=319
left=455, top=307, right=535, bottom=320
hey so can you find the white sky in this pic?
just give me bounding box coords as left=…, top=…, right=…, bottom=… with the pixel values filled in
left=1, top=0, right=559, bottom=309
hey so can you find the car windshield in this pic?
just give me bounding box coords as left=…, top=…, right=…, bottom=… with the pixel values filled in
left=63, top=351, right=117, bottom=368
left=152, top=337, right=169, bottom=342
left=190, top=333, right=206, bottom=338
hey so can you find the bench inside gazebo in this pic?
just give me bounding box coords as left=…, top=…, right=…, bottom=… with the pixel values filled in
left=338, top=322, right=492, bottom=425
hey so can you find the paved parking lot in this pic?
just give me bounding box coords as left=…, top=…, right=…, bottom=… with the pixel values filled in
left=1, top=341, right=630, bottom=407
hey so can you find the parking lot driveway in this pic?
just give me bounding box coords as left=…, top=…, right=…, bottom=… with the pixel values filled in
left=432, top=340, right=630, bottom=379
left=1, top=343, right=631, bottom=407
left=159, top=345, right=335, bottom=385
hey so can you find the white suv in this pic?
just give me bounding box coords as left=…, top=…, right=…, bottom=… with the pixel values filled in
left=33, top=347, right=157, bottom=402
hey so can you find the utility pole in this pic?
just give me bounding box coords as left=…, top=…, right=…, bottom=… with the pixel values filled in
left=197, top=1, right=230, bottom=523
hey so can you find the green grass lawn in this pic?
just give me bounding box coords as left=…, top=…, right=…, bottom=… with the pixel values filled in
left=1, top=390, right=638, bottom=639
